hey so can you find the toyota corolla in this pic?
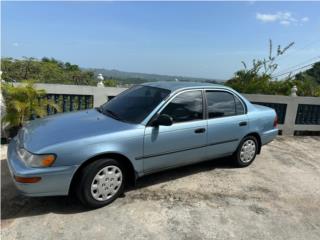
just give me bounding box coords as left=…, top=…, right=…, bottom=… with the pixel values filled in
left=7, top=82, right=278, bottom=208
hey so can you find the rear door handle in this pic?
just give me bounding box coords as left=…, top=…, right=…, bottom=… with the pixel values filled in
left=239, top=121, right=247, bottom=127
left=194, top=128, right=206, bottom=134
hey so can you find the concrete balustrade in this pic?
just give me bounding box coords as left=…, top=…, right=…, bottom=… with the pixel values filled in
left=30, top=83, right=127, bottom=107
left=12, top=83, right=320, bottom=136
left=243, top=94, right=320, bottom=135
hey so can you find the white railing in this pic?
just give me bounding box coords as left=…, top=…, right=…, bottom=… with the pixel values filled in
left=13, top=83, right=320, bottom=136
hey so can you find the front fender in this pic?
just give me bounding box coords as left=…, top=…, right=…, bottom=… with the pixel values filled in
left=43, top=128, right=145, bottom=174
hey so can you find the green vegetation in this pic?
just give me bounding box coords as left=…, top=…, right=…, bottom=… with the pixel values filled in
left=1, top=82, right=60, bottom=129
left=1, top=57, right=218, bottom=86
left=1, top=57, right=96, bottom=85
left=103, top=79, right=117, bottom=87
left=225, top=40, right=320, bottom=97
left=294, top=62, right=320, bottom=96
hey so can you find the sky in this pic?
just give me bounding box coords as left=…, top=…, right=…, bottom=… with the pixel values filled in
left=1, top=1, right=320, bottom=80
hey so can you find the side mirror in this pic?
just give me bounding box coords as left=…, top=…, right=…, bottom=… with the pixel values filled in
left=152, top=114, right=173, bottom=126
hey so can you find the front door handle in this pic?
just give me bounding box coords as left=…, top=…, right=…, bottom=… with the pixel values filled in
left=194, top=128, right=206, bottom=134
left=239, top=121, right=247, bottom=127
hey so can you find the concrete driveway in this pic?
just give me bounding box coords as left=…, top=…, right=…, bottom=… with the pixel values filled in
left=1, top=136, right=320, bottom=240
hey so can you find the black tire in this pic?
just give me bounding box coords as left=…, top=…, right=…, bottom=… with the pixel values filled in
left=76, top=158, right=125, bottom=208
left=234, top=135, right=258, bottom=167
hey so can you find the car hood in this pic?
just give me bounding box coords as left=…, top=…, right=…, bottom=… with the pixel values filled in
left=18, top=109, right=138, bottom=153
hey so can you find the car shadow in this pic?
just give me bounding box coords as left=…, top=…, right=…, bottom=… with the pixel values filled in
left=1, top=156, right=235, bottom=222
left=130, top=157, right=235, bottom=191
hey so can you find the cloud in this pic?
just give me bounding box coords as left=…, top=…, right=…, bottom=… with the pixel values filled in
left=256, top=11, right=309, bottom=26
left=256, top=13, right=279, bottom=22
left=280, top=20, right=290, bottom=25
left=12, top=42, right=19, bottom=47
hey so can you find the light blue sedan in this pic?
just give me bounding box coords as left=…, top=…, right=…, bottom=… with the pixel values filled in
left=7, top=82, right=278, bottom=208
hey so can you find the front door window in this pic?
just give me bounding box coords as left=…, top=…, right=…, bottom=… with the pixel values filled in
left=160, top=90, right=203, bottom=123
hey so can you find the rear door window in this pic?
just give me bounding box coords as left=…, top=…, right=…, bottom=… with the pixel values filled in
left=206, top=91, right=236, bottom=118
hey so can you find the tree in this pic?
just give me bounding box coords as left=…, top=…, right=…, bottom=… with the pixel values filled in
left=293, top=62, right=320, bottom=96
left=1, top=81, right=61, bottom=134
left=301, top=62, right=320, bottom=84
left=1, top=57, right=96, bottom=86
left=225, top=40, right=295, bottom=95
left=104, top=79, right=117, bottom=87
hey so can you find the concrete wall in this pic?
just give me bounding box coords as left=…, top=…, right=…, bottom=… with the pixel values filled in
left=243, top=94, right=320, bottom=135
left=17, top=83, right=320, bottom=136
left=32, top=83, right=127, bottom=107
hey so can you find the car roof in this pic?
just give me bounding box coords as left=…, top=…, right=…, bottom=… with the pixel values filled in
left=141, top=81, right=226, bottom=92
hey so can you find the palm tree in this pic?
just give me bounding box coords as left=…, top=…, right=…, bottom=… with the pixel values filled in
left=1, top=81, right=61, bottom=137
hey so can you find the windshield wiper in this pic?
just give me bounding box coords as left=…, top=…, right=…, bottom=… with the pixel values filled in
left=104, top=109, right=122, bottom=121
left=95, top=106, right=103, bottom=113
left=96, top=106, right=126, bottom=122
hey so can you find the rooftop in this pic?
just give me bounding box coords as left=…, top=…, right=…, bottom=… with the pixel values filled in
left=142, top=81, right=225, bottom=92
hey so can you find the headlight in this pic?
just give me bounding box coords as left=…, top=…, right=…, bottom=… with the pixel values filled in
left=17, top=148, right=56, bottom=168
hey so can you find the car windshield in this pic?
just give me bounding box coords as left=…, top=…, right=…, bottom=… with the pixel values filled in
left=99, top=85, right=171, bottom=124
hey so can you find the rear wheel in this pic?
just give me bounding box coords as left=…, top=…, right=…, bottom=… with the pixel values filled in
left=234, top=136, right=258, bottom=167
left=76, top=158, right=125, bottom=208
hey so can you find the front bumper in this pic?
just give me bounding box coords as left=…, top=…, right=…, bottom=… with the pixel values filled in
left=7, top=138, right=78, bottom=197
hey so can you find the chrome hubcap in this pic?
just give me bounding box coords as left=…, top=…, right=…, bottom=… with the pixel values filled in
left=91, top=165, right=122, bottom=201
left=240, top=139, right=256, bottom=163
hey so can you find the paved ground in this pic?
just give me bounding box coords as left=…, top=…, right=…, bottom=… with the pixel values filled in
left=1, top=136, right=320, bottom=240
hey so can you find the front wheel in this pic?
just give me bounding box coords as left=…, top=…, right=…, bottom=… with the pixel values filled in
left=76, top=158, right=125, bottom=208
left=234, top=136, right=258, bottom=167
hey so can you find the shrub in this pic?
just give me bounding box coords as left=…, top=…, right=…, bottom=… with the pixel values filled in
left=1, top=81, right=61, bottom=130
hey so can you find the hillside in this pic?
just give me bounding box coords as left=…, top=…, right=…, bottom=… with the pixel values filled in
left=1, top=57, right=221, bottom=86
left=87, top=68, right=221, bottom=84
